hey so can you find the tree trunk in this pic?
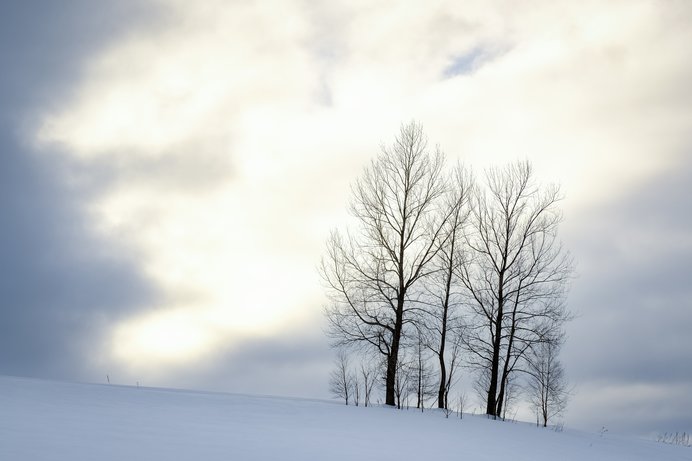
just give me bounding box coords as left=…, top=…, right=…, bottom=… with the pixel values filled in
left=437, top=300, right=448, bottom=409
left=385, top=351, right=397, bottom=407
left=437, top=352, right=447, bottom=409
left=486, top=348, right=499, bottom=416
left=486, top=266, right=507, bottom=417
left=496, top=280, right=522, bottom=417
left=495, top=321, right=515, bottom=417
left=487, top=305, right=503, bottom=416
left=437, top=268, right=452, bottom=408
left=438, top=232, right=456, bottom=409
left=385, top=296, right=405, bottom=406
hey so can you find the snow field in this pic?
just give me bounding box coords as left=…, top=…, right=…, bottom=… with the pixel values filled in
left=1, top=376, right=689, bottom=460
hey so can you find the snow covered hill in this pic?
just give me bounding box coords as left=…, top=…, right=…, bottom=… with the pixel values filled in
left=1, top=375, right=689, bottom=460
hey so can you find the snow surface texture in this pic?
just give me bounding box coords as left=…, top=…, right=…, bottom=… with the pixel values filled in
left=1, top=376, right=689, bottom=461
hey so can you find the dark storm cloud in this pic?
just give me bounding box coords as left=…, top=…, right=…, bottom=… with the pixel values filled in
left=0, top=1, right=162, bottom=380
left=562, top=156, right=692, bottom=435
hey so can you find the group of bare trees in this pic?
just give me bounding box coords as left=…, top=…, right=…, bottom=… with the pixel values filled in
left=329, top=350, right=378, bottom=407
left=322, top=122, right=573, bottom=426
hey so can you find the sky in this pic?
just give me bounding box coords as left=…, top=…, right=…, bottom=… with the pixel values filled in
left=1, top=0, right=691, bottom=437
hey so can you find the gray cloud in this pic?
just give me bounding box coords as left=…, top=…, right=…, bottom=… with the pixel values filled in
left=0, top=0, right=163, bottom=380
left=101, top=145, right=236, bottom=193
left=0, top=1, right=161, bottom=121
left=0, top=141, right=159, bottom=378
left=147, top=327, right=333, bottom=400
left=562, top=156, right=692, bottom=435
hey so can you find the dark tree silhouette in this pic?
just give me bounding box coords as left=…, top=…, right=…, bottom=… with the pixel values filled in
left=457, top=161, right=573, bottom=418
left=322, top=122, right=450, bottom=406
left=423, top=165, right=472, bottom=409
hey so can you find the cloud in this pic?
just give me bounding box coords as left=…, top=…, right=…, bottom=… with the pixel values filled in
left=0, top=0, right=164, bottom=381
left=562, top=156, right=692, bottom=434
left=569, top=381, right=692, bottom=435
left=1, top=1, right=162, bottom=126
left=0, top=131, right=159, bottom=380
left=110, top=323, right=333, bottom=400
left=38, top=1, right=317, bottom=159
left=34, top=0, right=373, bottom=375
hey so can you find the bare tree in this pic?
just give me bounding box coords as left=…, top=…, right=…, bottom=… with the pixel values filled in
left=360, top=361, right=377, bottom=407
left=329, top=350, right=353, bottom=405
left=424, top=165, right=472, bottom=409
left=394, top=355, right=411, bottom=410
left=473, top=366, right=491, bottom=413
left=458, top=161, right=573, bottom=418
left=352, top=371, right=361, bottom=406
left=408, top=327, right=436, bottom=411
left=500, top=372, right=520, bottom=421
left=441, top=328, right=464, bottom=410
left=457, top=392, right=467, bottom=419
left=526, top=336, right=569, bottom=427
left=322, top=122, right=450, bottom=406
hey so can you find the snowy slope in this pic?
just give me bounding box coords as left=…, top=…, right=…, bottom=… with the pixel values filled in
left=1, top=376, right=689, bottom=461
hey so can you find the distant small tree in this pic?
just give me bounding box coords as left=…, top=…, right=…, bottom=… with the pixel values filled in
left=657, top=432, right=691, bottom=447
left=457, top=392, right=467, bottom=419
left=440, top=325, right=464, bottom=410
left=473, top=367, right=491, bottom=413
left=329, top=350, right=353, bottom=405
left=352, top=372, right=361, bottom=406
left=409, top=328, right=436, bottom=411
left=500, top=373, right=520, bottom=421
left=394, top=356, right=411, bottom=410
left=360, top=361, right=377, bottom=407
left=526, top=337, right=569, bottom=427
